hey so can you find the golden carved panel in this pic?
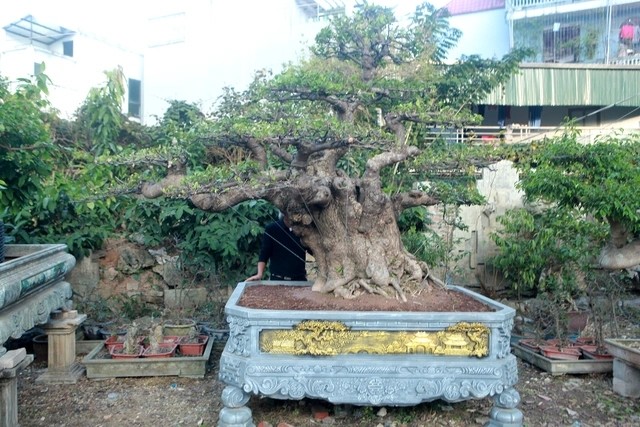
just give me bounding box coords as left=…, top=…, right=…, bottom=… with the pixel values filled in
left=260, top=320, right=489, bottom=357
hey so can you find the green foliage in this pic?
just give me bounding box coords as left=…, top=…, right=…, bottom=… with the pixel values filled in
left=74, top=67, right=126, bottom=156
left=313, top=2, right=461, bottom=73
left=161, top=100, right=204, bottom=129
left=491, top=206, right=607, bottom=297
left=122, top=199, right=275, bottom=283
left=517, top=131, right=640, bottom=235
left=1, top=69, right=144, bottom=258
left=0, top=72, right=56, bottom=218
left=399, top=207, right=445, bottom=266
left=491, top=131, right=639, bottom=297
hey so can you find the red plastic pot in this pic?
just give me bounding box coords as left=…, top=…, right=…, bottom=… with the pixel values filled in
left=178, top=335, right=209, bottom=356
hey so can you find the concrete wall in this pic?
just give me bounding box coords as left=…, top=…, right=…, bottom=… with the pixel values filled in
left=429, top=160, right=525, bottom=287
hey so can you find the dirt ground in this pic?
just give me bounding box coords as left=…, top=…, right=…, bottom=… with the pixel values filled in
left=15, top=345, right=640, bottom=427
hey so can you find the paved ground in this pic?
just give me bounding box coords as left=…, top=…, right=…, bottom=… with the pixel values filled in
left=15, top=345, right=640, bottom=427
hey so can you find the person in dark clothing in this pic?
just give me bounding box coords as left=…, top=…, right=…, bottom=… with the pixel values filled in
left=245, top=214, right=307, bottom=281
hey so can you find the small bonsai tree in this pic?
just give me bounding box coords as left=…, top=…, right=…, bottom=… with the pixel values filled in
left=121, top=323, right=140, bottom=355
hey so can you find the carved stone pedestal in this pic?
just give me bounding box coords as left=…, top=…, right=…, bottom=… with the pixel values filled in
left=1, top=349, right=33, bottom=427
left=218, top=281, right=524, bottom=427
left=217, top=386, right=255, bottom=427
left=485, top=387, right=523, bottom=427
left=36, top=310, right=87, bottom=384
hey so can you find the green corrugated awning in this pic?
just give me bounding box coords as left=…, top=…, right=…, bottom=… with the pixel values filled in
left=483, top=64, right=640, bottom=107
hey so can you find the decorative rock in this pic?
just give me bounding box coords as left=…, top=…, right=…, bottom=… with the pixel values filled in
left=116, top=245, right=155, bottom=274
left=376, top=407, right=387, bottom=417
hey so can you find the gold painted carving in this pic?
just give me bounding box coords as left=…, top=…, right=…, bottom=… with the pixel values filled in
left=260, top=320, right=489, bottom=357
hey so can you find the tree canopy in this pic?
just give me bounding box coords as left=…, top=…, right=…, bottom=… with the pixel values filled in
left=126, top=2, right=528, bottom=299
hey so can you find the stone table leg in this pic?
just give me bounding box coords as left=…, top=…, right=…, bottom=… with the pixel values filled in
left=1, top=349, right=34, bottom=427
left=36, top=310, right=87, bottom=384
left=217, top=385, right=255, bottom=427
left=485, top=387, right=523, bottom=427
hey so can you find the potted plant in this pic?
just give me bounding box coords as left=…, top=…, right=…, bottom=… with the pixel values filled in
left=142, top=324, right=177, bottom=358
left=178, top=326, right=209, bottom=357
left=578, top=274, right=622, bottom=360
left=109, top=324, right=143, bottom=359
left=518, top=297, right=556, bottom=354
left=536, top=273, right=582, bottom=360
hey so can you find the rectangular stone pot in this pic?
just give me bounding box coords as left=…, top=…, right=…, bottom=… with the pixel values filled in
left=218, top=281, right=523, bottom=427
left=512, top=343, right=612, bottom=375
left=605, top=339, right=640, bottom=397
left=83, top=338, right=213, bottom=378
left=0, top=244, right=75, bottom=356
left=605, top=339, right=640, bottom=368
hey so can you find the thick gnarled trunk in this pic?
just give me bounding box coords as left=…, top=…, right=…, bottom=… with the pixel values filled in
left=283, top=161, right=435, bottom=300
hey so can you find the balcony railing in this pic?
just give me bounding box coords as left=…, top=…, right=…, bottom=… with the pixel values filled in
left=427, top=125, right=640, bottom=145
left=508, top=0, right=573, bottom=8
left=509, top=0, right=640, bottom=8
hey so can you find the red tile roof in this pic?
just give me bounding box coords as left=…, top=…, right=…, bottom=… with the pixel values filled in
left=444, top=0, right=506, bottom=16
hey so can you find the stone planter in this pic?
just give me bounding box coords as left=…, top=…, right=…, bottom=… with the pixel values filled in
left=0, top=244, right=78, bottom=427
left=83, top=338, right=214, bottom=378
left=512, top=343, right=612, bottom=375
left=0, top=244, right=76, bottom=356
left=218, top=281, right=523, bottom=427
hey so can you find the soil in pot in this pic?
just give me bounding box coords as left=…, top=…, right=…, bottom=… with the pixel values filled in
left=109, top=344, right=143, bottom=359
left=539, top=345, right=582, bottom=360
left=143, top=343, right=177, bottom=358
left=238, top=284, right=493, bottom=312
left=579, top=345, right=613, bottom=360
left=178, top=335, right=209, bottom=356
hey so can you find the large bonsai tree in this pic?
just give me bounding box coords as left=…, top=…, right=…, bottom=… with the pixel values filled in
left=132, top=2, right=527, bottom=299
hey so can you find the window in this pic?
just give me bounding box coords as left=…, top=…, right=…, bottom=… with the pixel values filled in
left=296, top=0, right=345, bottom=20
left=128, top=79, right=142, bottom=118
left=33, top=62, right=43, bottom=75
left=568, top=108, right=600, bottom=126
left=543, top=25, right=580, bottom=63
left=63, top=40, right=73, bottom=57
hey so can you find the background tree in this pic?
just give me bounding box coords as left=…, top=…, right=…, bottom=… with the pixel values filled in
left=508, top=130, right=640, bottom=274
left=128, top=2, right=528, bottom=300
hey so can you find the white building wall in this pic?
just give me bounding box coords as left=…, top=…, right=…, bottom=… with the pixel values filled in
left=0, top=10, right=143, bottom=120
left=142, top=0, right=325, bottom=123
left=447, top=9, right=510, bottom=61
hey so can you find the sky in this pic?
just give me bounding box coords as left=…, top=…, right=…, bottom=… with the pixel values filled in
left=4, top=0, right=450, bottom=48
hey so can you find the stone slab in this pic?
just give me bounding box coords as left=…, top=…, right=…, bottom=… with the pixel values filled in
left=0, top=349, right=26, bottom=370
left=35, top=362, right=85, bottom=384
left=512, top=344, right=612, bottom=375
left=605, top=339, right=640, bottom=368
left=0, top=354, right=33, bottom=379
